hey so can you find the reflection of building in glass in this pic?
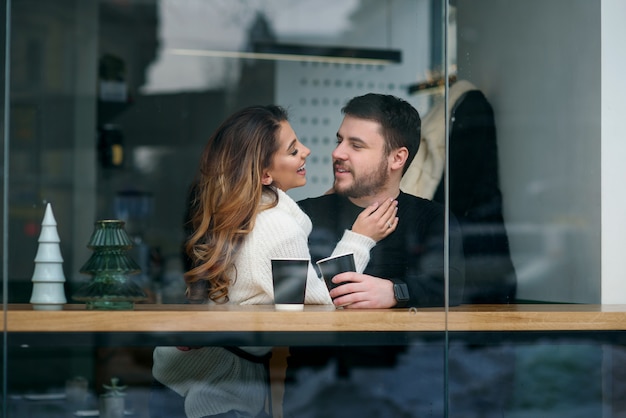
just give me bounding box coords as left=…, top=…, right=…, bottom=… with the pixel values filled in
left=141, top=0, right=360, bottom=95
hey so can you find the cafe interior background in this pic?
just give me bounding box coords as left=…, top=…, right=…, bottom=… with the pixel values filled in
left=1, top=0, right=625, bottom=417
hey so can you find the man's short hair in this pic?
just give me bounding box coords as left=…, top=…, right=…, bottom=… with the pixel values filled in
left=342, top=93, right=421, bottom=173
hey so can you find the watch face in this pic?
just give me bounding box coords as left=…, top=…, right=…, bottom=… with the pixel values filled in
left=394, top=283, right=409, bottom=302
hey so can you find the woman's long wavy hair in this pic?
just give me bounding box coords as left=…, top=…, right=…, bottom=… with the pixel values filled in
left=184, top=105, right=288, bottom=303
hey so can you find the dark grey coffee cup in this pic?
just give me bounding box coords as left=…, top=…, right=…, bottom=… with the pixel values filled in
left=271, top=258, right=308, bottom=310
left=316, top=253, right=355, bottom=291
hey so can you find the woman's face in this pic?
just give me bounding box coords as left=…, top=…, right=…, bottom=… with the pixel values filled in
left=263, top=121, right=310, bottom=192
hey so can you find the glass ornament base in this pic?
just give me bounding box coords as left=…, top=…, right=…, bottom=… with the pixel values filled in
left=86, top=299, right=135, bottom=310
left=73, top=276, right=147, bottom=310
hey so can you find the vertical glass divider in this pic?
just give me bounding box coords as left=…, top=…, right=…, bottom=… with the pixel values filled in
left=443, top=0, right=451, bottom=416
left=2, top=1, right=12, bottom=416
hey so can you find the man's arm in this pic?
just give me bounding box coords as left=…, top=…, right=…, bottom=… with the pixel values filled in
left=329, top=210, right=465, bottom=308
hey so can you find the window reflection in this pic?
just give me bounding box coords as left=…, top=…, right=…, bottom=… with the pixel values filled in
left=2, top=0, right=620, bottom=418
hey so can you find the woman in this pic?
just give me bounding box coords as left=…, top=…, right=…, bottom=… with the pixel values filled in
left=151, top=105, right=398, bottom=418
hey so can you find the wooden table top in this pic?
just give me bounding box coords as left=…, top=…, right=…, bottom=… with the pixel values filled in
left=4, top=303, right=626, bottom=333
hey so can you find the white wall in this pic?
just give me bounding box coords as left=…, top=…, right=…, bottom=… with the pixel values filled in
left=456, top=0, right=602, bottom=302
left=601, top=0, right=626, bottom=304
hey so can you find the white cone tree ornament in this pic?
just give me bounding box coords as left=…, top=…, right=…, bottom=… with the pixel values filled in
left=29, top=203, right=67, bottom=310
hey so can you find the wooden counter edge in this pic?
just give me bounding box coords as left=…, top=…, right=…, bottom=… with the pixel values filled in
left=3, top=304, right=626, bottom=332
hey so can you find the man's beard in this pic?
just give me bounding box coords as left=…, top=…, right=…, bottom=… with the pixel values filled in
left=334, top=157, right=388, bottom=199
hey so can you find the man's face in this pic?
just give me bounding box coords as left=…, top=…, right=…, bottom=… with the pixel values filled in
left=332, top=115, right=389, bottom=198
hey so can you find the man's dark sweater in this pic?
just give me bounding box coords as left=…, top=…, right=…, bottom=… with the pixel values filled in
left=299, top=190, right=465, bottom=307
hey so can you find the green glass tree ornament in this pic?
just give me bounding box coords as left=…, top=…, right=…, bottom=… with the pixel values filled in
left=73, top=219, right=147, bottom=310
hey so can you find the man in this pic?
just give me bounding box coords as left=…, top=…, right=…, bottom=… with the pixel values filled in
left=282, top=93, right=466, bottom=417
left=301, top=93, right=465, bottom=308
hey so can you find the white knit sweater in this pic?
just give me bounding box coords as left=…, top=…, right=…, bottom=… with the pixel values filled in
left=152, top=188, right=375, bottom=417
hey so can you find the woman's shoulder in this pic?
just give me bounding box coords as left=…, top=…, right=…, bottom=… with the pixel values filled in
left=246, top=195, right=311, bottom=257
left=255, top=199, right=306, bottom=236
left=261, top=188, right=311, bottom=228
left=257, top=203, right=298, bottom=225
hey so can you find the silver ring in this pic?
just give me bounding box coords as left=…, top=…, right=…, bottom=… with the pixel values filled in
left=387, top=221, right=392, bottom=228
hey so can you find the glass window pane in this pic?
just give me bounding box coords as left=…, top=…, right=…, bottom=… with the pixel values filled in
left=446, top=1, right=622, bottom=417
left=3, top=1, right=450, bottom=417
left=4, top=1, right=624, bottom=417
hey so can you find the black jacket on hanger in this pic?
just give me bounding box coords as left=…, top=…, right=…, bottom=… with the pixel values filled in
left=433, top=89, right=517, bottom=303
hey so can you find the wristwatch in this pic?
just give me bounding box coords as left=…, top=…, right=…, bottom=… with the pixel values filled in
left=390, top=279, right=410, bottom=307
